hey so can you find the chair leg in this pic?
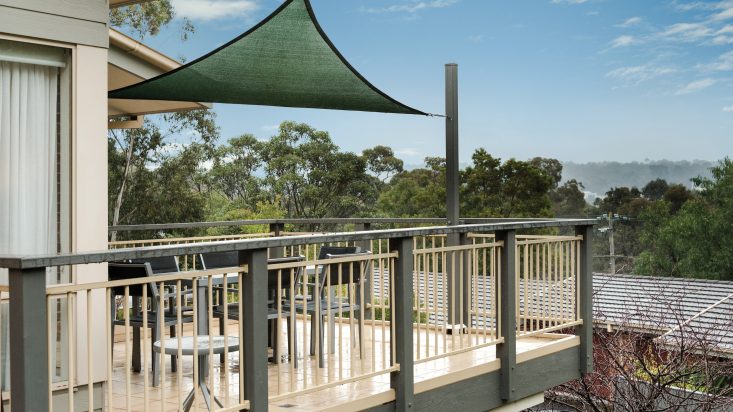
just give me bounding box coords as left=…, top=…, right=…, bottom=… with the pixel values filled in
left=219, top=314, right=226, bottom=364
left=309, top=314, right=316, bottom=356
left=170, top=325, right=177, bottom=372
left=273, top=318, right=280, bottom=364
left=132, top=326, right=141, bottom=373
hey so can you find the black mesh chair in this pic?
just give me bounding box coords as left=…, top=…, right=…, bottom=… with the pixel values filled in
left=200, top=252, right=302, bottom=366
left=286, top=246, right=370, bottom=367
left=108, top=262, right=193, bottom=387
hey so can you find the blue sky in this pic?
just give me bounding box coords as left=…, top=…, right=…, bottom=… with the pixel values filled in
left=132, top=0, right=733, bottom=164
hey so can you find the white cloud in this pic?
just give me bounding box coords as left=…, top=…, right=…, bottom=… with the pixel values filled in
left=674, top=78, right=717, bottom=95
left=609, top=35, right=636, bottom=48
left=395, top=148, right=422, bottom=157
left=468, top=34, right=484, bottom=43
left=606, top=65, right=676, bottom=85
left=361, top=0, right=458, bottom=14
left=171, top=0, right=258, bottom=21
left=658, top=22, right=713, bottom=42
left=551, top=0, right=587, bottom=4
left=699, top=50, right=733, bottom=71
left=617, top=16, right=642, bottom=27
left=722, top=105, right=733, bottom=111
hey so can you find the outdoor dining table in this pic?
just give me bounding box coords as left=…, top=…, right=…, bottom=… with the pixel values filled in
left=153, top=335, right=239, bottom=411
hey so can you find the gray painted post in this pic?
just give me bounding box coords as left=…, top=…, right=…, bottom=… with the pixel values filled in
left=9, top=267, right=49, bottom=411
left=389, top=237, right=414, bottom=411
left=355, top=223, right=373, bottom=319
left=445, top=63, right=459, bottom=227
left=269, top=222, right=285, bottom=259
left=575, top=225, right=594, bottom=374
left=445, top=63, right=460, bottom=328
left=240, top=248, right=269, bottom=411
left=495, top=230, right=517, bottom=401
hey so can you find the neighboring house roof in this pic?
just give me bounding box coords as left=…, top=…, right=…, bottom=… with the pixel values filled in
left=108, top=28, right=211, bottom=119
left=593, top=273, right=733, bottom=358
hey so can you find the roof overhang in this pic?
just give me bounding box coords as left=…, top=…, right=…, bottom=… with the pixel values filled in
left=108, top=29, right=211, bottom=120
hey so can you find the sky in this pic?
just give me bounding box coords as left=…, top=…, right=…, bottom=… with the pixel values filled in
left=129, top=0, right=733, bottom=164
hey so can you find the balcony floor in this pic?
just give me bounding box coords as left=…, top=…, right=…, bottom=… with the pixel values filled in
left=109, top=319, right=577, bottom=411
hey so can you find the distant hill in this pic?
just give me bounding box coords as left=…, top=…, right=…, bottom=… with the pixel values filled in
left=562, top=160, right=716, bottom=198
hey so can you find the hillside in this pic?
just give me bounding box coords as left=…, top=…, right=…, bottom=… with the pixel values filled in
left=562, top=160, right=715, bottom=197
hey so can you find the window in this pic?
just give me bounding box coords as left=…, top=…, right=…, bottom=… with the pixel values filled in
left=0, top=38, right=71, bottom=388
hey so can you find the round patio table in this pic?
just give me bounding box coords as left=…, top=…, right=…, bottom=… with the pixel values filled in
left=154, top=335, right=239, bottom=411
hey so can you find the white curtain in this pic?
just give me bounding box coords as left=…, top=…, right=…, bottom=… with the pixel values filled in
left=0, top=60, right=59, bottom=390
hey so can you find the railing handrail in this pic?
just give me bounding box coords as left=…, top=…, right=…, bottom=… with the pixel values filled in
left=107, top=217, right=564, bottom=233
left=2, top=219, right=595, bottom=270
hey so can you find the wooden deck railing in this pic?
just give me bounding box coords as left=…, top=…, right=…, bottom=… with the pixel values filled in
left=0, top=218, right=594, bottom=411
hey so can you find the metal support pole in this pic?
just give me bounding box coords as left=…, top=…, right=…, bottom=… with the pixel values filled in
left=576, top=225, right=594, bottom=374
left=390, top=237, right=414, bottom=411
left=9, top=266, right=50, bottom=411
left=269, top=222, right=285, bottom=259
left=496, top=230, right=516, bottom=401
left=240, top=248, right=269, bottom=411
left=355, top=223, right=373, bottom=320
left=445, top=63, right=460, bottom=228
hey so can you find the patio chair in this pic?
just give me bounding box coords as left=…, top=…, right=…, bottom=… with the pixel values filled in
left=108, top=262, right=193, bottom=387
left=287, top=246, right=370, bottom=368
left=199, top=252, right=302, bottom=366
left=130, top=256, right=192, bottom=372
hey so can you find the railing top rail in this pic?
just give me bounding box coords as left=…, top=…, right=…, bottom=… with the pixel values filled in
left=108, top=218, right=449, bottom=232
left=3, top=219, right=595, bottom=270
left=107, top=217, right=566, bottom=233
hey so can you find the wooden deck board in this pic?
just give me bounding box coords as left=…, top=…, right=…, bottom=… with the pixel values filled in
left=109, top=320, right=574, bottom=411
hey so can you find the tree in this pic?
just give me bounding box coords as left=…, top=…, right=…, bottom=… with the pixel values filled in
left=259, top=121, right=378, bottom=220
left=362, top=145, right=404, bottom=183
left=110, top=0, right=194, bottom=41
left=462, top=150, right=553, bottom=218
left=209, top=134, right=264, bottom=207
left=636, top=159, right=733, bottom=280
left=551, top=179, right=588, bottom=217
left=642, top=179, right=669, bottom=201
left=547, top=285, right=733, bottom=411
left=108, top=110, right=219, bottom=240
left=377, top=157, right=446, bottom=218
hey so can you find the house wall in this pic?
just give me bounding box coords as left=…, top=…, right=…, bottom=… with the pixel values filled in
left=0, top=0, right=109, bottom=386
left=0, top=1, right=107, bottom=48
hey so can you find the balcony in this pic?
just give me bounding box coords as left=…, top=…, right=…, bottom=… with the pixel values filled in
left=0, top=218, right=595, bottom=411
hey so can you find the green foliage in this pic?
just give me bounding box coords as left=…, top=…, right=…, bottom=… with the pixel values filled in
left=461, top=150, right=553, bottom=218
left=550, top=179, right=588, bottom=217
left=260, top=122, right=379, bottom=220
left=636, top=159, right=733, bottom=280
left=376, top=157, right=446, bottom=218
left=642, top=178, right=669, bottom=201
left=109, top=0, right=194, bottom=41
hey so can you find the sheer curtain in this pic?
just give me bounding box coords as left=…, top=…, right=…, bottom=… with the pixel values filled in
left=0, top=60, right=59, bottom=390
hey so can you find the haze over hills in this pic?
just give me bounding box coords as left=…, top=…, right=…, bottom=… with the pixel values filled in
left=405, top=159, right=717, bottom=202
left=561, top=160, right=716, bottom=199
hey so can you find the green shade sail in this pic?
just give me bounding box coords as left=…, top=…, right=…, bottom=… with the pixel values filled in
left=109, top=0, right=427, bottom=115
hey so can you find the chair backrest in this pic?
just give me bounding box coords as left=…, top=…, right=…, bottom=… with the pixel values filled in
left=267, top=256, right=305, bottom=294
left=131, top=256, right=179, bottom=274
left=108, top=262, right=160, bottom=304
left=199, top=251, right=239, bottom=270
left=318, top=246, right=360, bottom=260
left=318, top=249, right=371, bottom=297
